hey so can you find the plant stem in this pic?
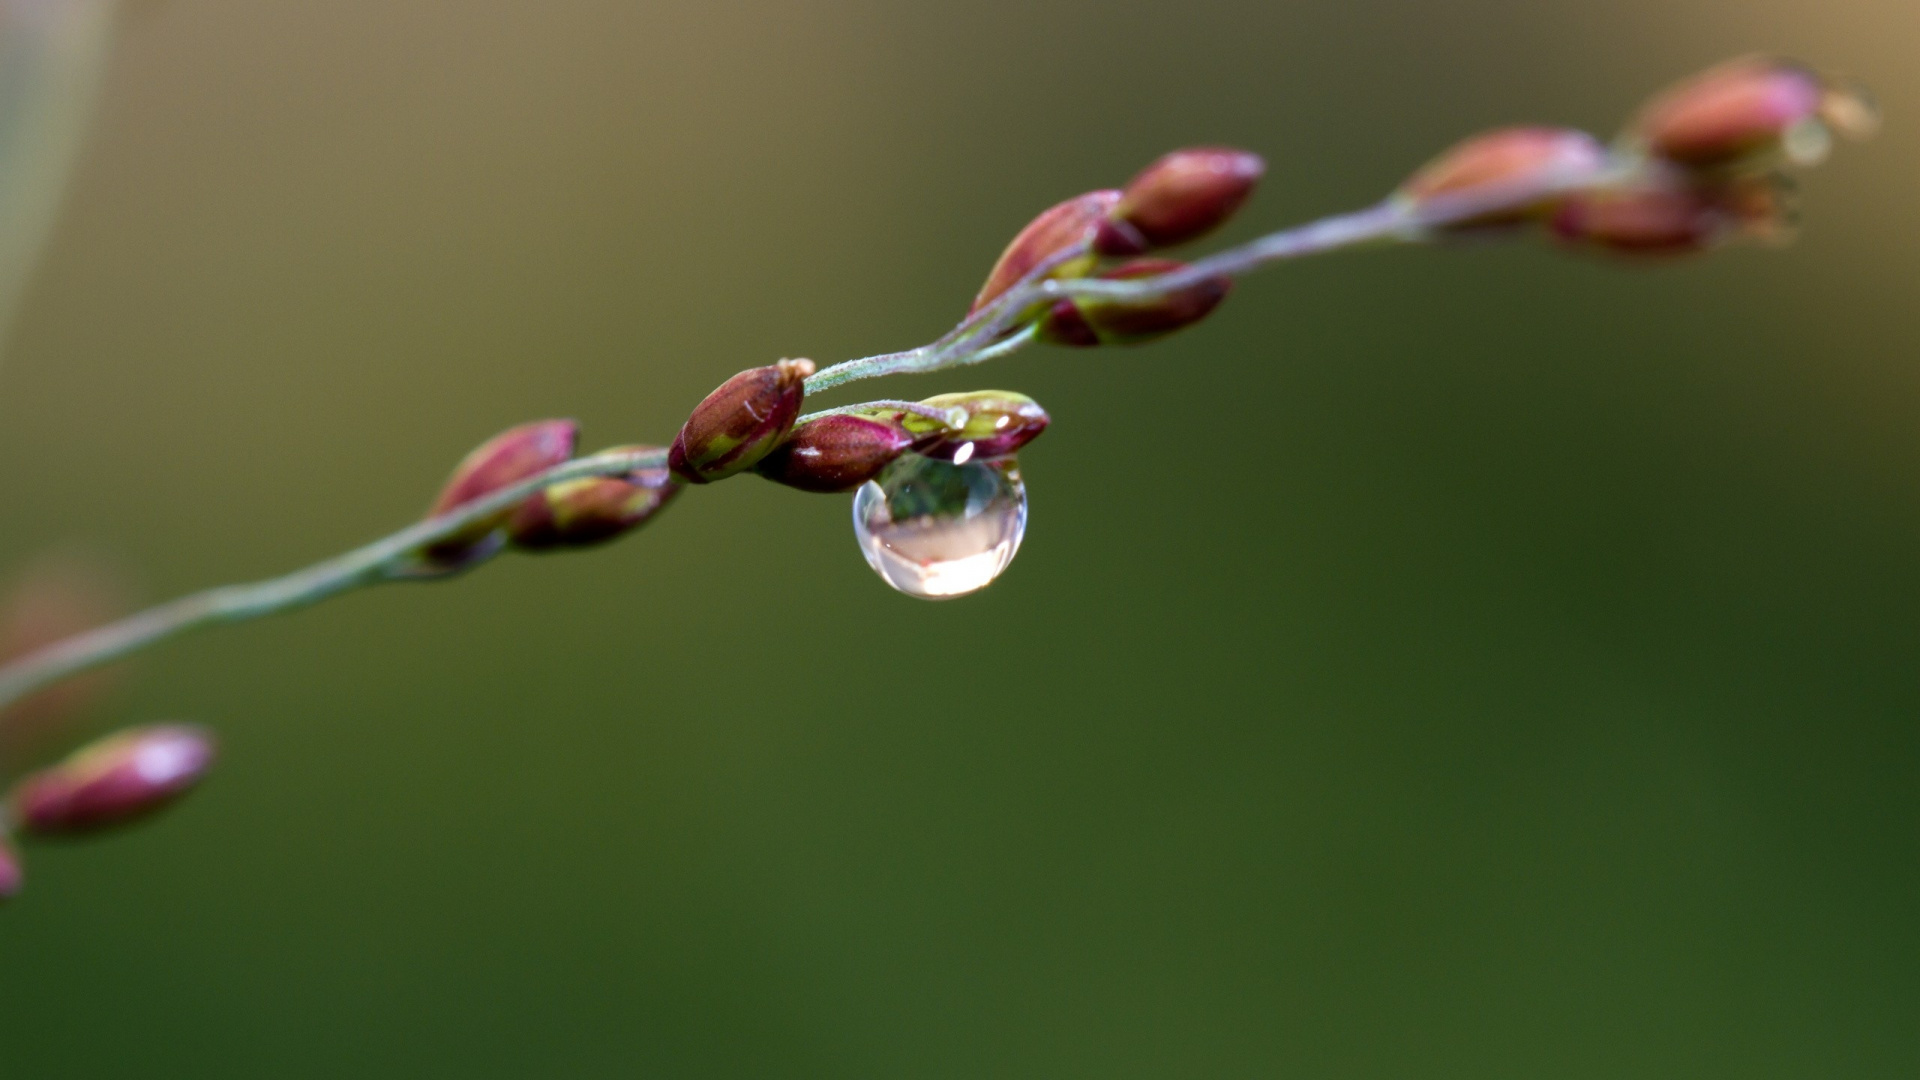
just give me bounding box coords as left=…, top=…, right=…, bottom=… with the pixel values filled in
left=0, top=447, right=666, bottom=713
left=0, top=165, right=1606, bottom=714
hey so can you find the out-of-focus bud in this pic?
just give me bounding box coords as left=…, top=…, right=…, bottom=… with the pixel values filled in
left=1097, top=147, right=1265, bottom=254
left=1394, top=127, right=1611, bottom=230
left=419, top=420, right=579, bottom=568
left=1036, top=258, right=1232, bottom=347
left=971, top=191, right=1118, bottom=314
left=0, top=836, right=20, bottom=900
left=754, top=414, right=916, bottom=493
left=1626, top=56, right=1878, bottom=171
left=669, top=359, right=815, bottom=484
left=0, top=555, right=129, bottom=771
left=891, top=391, right=1049, bottom=462
left=1549, top=169, right=1790, bottom=257
left=10, top=724, right=216, bottom=836
left=508, top=446, right=680, bottom=549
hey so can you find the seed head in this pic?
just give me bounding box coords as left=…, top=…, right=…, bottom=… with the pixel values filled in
left=509, top=447, right=680, bottom=549
left=1395, top=127, right=1610, bottom=230
left=669, top=359, right=815, bottom=483
left=420, top=420, right=579, bottom=569
left=896, top=391, right=1050, bottom=462
left=1037, top=259, right=1232, bottom=347
left=754, top=414, right=916, bottom=493
left=1098, top=147, right=1265, bottom=254
left=971, top=191, right=1118, bottom=314
left=1626, top=56, right=1877, bottom=171
left=10, top=724, right=216, bottom=836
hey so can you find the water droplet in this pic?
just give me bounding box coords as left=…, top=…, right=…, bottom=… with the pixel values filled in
left=852, top=453, right=1027, bottom=600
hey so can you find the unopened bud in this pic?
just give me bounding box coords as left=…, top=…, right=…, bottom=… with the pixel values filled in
left=754, top=414, right=916, bottom=493
left=10, top=724, right=216, bottom=836
left=1037, top=259, right=1231, bottom=347
left=669, top=358, right=815, bottom=483
left=508, top=446, right=680, bottom=549
left=0, top=837, right=19, bottom=900
left=895, top=391, right=1049, bottom=462
left=1098, top=147, right=1265, bottom=254
left=420, top=420, right=579, bottom=569
left=1550, top=169, right=1789, bottom=257
left=0, top=556, right=129, bottom=771
left=1394, top=127, right=1610, bottom=229
left=971, top=190, right=1118, bottom=314
left=1627, top=56, right=1877, bottom=171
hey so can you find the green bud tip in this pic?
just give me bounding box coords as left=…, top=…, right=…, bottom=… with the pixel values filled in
left=669, top=358, right=816, bottom=484
left=892, top=391, right=1050, bottom=462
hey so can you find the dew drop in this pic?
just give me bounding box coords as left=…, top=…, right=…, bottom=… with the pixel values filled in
left=852, top=453, right=1027, bottom=600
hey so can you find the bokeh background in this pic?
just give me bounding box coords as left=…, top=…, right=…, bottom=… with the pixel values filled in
left=1, top=1, right=1916, bottom=1075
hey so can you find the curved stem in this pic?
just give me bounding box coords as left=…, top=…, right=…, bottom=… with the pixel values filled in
left=0, top=447, right=667, bottom=713
left=0, top=164, right=1613, bottom=716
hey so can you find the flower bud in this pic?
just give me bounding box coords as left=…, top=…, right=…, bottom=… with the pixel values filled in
left=894, top=391, right=1049, bottom=462
left=1549, top=170, right=1789, bottom=257
left=420, top=420, right=579, bottom=568
left=10, top=724, right=216, bottom=836
left=508, top=446, right=680, bottom=549
left=1394, top=127, right=1610, bottom=229
left=1036, top=259, right=1231, bottom=347
left=1097, top=147, right=1265, bottom=254
left=971, top=190, right=1118, bottom=314
left=753, top=414, right=916, bottom=493
left=0, top=837, right=20, bottom=900
left=668, top=358, right=815, bottom=484
left=0, top=555, right=129, bottom=771
left=1626, top=56, right=1877, bottom=171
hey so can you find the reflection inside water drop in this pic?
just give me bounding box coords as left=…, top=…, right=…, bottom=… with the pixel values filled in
left=852, top=453, right=1027, bottom=600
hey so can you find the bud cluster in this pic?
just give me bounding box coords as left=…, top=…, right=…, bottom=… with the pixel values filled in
left=969, top=147, right=1262, bottom=348
left=1393, top=56, right=1873, bottom=257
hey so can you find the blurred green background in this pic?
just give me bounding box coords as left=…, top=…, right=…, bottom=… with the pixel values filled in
left=1, top=0, right=1916, bottom=1075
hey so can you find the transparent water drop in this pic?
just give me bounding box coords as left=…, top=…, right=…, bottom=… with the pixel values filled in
left=852, top=453, right=1027, bottom=600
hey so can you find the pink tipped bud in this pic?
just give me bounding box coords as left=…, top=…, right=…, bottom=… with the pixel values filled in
left=508, top=446, right=681, bottom=549
left=970, top=190, right=1118, bottom=314
left=754, top=414, right=916, bottom=493
left=1099, top=147, right=1265, bottom=254
left=1395, top=127, right=1610, bottom=229
left=669, top=358, right=815, bottom=483
left=1549, top=170, right=1789, bottom=257
left=0, top=837, right=20, bottom=900
left=1037, top=258, right=1232, bottom=347
left=1628, top=56, right=1878, bottom=171
left=420, top=420, right=579, bottom=568
left=897, top=391, right=1050, bottom=462
left=11, top=724, right=216, bottom=836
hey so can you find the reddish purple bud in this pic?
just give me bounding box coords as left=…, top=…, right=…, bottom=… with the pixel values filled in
left=1101, top=147, right=1265, bottom=253
left=420, top=420, right=579, bottom=567
left=1549, top=170, right=1789, bottom=257
left=1628, top=56, right=1876, bottom=171
left=0, top=837, right=20, bottom=900
left=668, top=358, right=815, bottom=483
left=1395, top=127, right=1610, bottom=229
left=508, top=446, right=681, bottom=549
left=971, top=190, right=1118, bottom=314
left=1037, top=258, right=1232, bottom=347
left=754, top=414, right=916, bottom=493
left=11, top=724, right=216, bottom=836
left=896, top=391, right=1050, bottom=462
